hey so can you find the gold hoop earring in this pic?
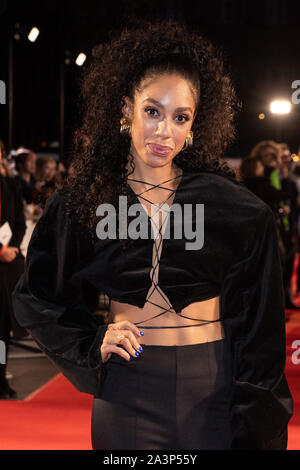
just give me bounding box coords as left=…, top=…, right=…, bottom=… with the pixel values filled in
left=182, top=131, right=193, bottom=151
left=120, top=116, right=132, bottom=137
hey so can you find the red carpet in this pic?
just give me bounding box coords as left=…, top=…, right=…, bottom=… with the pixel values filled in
left=286, top=313, right=300, bottom=450
left=0, top=374, right=94, bottom=450
left=285, top=253, right=300, bottom=450
left=1, top=255, right=300, bottom=449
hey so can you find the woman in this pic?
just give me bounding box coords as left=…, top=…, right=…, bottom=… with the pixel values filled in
left=12, top=19, right=293, bottom=450
left=240, top=155, right=292, bottom=216
left=32, top=155, right=57, bottom=207
left=0, top=152, right=27, bottom=397
left=13, top=148, right=37, bottom=204
left=239, top=155, right=296, bottom=311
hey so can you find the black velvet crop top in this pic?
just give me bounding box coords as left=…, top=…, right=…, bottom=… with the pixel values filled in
left=111, top=171, right=222, bottom=330
left=12, top=168, right=293, bottom=449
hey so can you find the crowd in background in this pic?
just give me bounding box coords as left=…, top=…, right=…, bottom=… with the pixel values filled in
left=0, top=141, right=73, bottom=212
left=239, top=140, right=300, bottom=310
left=0, top=137, right=300, bottom=398
left=0, top=140, right=75, bottom=398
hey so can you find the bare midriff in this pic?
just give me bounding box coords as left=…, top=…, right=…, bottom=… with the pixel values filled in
left=109, top=296, right=223, bottom=346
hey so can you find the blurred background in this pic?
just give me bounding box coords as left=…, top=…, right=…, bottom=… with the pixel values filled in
left=1, top=0, right=300, bottom=159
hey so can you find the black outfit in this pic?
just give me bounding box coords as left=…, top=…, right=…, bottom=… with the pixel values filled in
left=278, top=176, right=300, bottom=307
left=242, top=175, right=291, bottom=216
left=14, top=174, right=36, bottom=205
left=32, top=180, right=57, bottom=209
left=12, top=168, right=293, bottom=449
left=92, top=339, right=232, bottom=450
left=259, top=167, right=300, bottom=308
left=0, top=175, right=27, bottom=396
left=242, top=175, right=293, bottom=306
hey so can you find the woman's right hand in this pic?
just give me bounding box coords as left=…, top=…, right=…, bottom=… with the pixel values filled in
left=100, top=320, right=144, bottom=363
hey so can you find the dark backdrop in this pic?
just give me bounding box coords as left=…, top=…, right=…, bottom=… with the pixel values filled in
left=1, top=0, right=300, bottom=160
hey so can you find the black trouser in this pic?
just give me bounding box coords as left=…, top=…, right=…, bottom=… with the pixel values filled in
left=91, top=338, right=233, bottom=450
left=0, top=252, right=26, bottom=383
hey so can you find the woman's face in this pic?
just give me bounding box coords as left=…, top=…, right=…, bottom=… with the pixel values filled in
left=260, top=147, right=278, bottom=168
left=42, top=161, right=56, bottom=182
left=122, top=73, right=197, bottom=170
left=24, top=153, right=36, bottom=174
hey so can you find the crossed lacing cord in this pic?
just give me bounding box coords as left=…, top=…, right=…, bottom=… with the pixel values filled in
left=120, top=174, right=221, bottom=329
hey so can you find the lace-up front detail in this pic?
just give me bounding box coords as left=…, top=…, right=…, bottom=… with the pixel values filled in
left=126, top=172, right=221, bottom=330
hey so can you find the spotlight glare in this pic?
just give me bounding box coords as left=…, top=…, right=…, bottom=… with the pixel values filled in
left=28, top=27, right=40, bottom=42
left=75, top=53, right=86, bottom=66
left=270, top=100, right=291, bottom=114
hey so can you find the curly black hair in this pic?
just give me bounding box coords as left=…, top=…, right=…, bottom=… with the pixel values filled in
left=61, top=18, right=241, bottom=245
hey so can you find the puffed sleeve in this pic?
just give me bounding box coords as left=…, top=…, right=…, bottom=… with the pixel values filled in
left=12, top=191, right=109, bottom=396
left=221, top=205, right=294, bottom=450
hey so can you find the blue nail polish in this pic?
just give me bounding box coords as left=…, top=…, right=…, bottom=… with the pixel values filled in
left=135, top=352, right=139, bottom=357
left=140, top=331, right=144, bottom=336
left=139, top=347, right=143, bottom=352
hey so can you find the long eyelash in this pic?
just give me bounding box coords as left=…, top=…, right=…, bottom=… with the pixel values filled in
left=177, top=115, right=190, bottom=122
left=144, top=107, right=190, bottom=122
left=144, top=107, right=159, bottom=116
